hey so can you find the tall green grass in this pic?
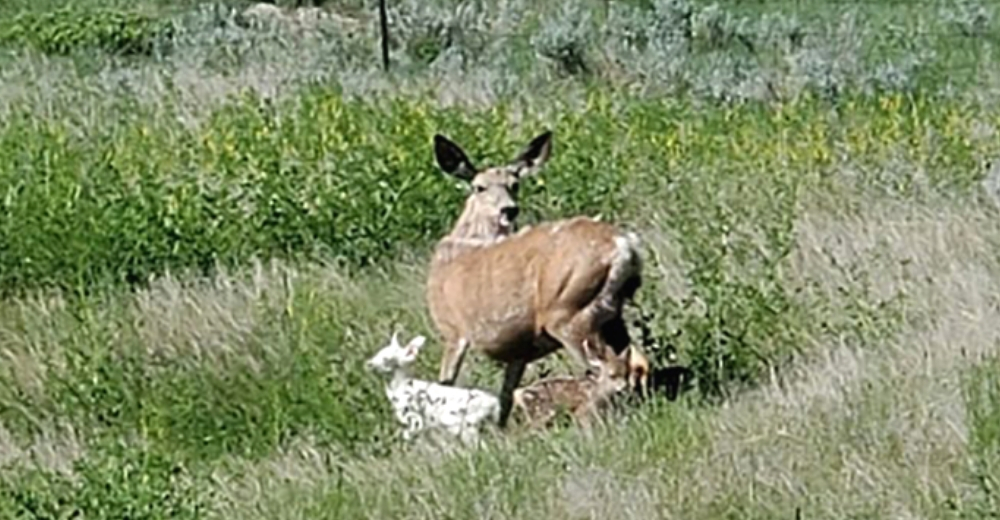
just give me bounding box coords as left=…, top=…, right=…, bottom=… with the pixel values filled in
left=964, top=355, right=1000, bottom=516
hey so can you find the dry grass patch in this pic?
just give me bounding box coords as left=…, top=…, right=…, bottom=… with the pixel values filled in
left=0, top=422, right=85, bottom=478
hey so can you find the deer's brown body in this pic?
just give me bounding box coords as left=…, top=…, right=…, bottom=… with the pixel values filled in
left=426, top=130, right=645, bottom=428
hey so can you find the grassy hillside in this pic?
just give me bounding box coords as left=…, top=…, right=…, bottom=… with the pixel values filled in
left=1, top=0, right=999, bottom=518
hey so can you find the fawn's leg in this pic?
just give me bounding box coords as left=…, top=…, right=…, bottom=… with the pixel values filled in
left=458, top=426, right=480, bottom=447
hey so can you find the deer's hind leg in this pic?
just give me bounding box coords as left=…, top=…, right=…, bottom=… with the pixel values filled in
left=541, top=303, right=608, bottom=376
left=541, top=263, right=635, bottom=373
left=599, top=316, right=632, bottom=355
left=597, top=270, right=641, bottom=353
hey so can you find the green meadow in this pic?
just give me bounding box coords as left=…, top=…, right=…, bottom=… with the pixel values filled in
left=1, top=0, right=999, bottom=517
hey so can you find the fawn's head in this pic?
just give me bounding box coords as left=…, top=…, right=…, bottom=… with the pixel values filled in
left=584, top=340, right=634, bottom=395
left=433, top=130, right=553, bottom=240
left=366, top=332, right=427, bottom=374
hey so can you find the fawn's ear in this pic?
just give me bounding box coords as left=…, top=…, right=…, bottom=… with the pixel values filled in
left=405, top=335, right=427, bottom=355
left=582, top=338, right=603, bottom=360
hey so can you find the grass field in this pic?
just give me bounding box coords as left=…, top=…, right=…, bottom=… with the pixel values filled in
left=1, top=0, right=1000, bottom=518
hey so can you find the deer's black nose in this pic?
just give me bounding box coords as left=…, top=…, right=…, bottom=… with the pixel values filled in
left=501, top=206, right=520, bottom=222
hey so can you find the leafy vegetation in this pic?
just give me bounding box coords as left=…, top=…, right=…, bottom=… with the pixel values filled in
left=1, top=91, right=991, bottom=291
left=0, top=6, right=175, bottom=56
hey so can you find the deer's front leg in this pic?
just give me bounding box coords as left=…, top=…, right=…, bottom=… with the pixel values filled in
left=438, top=337, right=470, bottom=385
left=497, top=359, right=527, bottom=429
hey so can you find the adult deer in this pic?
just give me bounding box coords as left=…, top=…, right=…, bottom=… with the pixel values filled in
left=426, top=130, right=645, bottom=428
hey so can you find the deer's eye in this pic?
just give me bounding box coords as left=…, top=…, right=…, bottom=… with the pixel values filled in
left=474, top=185, right=487, bottom=193
left=510, top=182, right=520, bottom=195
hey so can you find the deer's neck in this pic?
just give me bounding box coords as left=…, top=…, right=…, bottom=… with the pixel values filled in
left=433, top=212, right=512, bottom=264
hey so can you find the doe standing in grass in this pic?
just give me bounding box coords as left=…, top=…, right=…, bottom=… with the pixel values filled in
left=425, top=129, right=647, bottom=428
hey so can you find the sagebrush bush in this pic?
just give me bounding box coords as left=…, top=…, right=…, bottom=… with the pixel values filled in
left=531, top=1, right=595, bottom=76
left=941, top=0, right=993, bottom=37
left=1, top=0, right=982, bottom=107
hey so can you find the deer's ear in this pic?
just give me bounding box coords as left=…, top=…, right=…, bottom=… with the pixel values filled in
left=405, top=335, right=427, bottom=355
left=434, top=134, right=477, bottom=180
left=513, top=130, right=553, bottom=178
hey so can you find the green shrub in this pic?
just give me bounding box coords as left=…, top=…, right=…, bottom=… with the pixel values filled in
left=0, top=6, right=174, bottom=56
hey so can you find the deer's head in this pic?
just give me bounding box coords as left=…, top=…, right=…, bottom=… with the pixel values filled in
left=433, top=130, right=553, bottom=240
